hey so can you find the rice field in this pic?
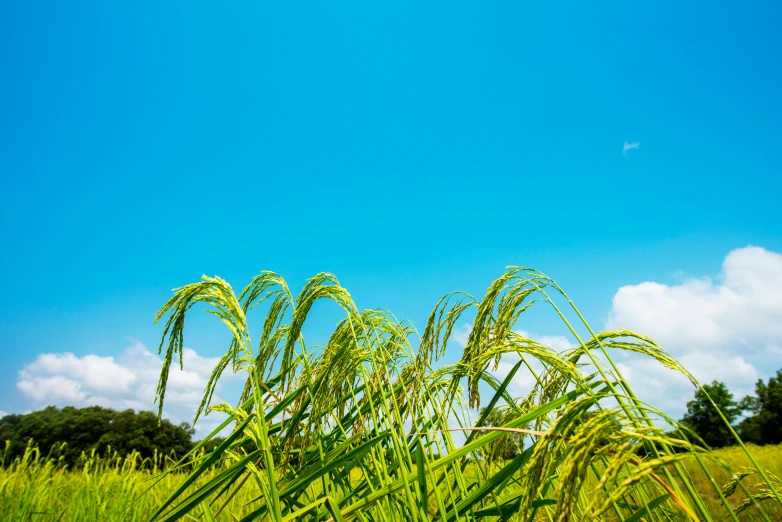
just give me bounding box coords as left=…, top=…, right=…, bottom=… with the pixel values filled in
left=682, top=444, right=782, bottom=520
left=1, top=442, right=779, bottom=521
left=1, top=268, right=779, bottom=521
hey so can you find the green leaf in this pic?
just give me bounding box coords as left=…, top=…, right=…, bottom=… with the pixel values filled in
left=623, top=494, right=670, bottom=522
left=445, top=444, right=534, bottom=522
left=147, top=414, right=255, bottom=522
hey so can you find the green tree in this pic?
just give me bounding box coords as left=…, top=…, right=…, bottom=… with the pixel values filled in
left=738, top=369, right=782, bottom=445
left=199, top=436, right=227, bottom=454
left=0, top=406, right=194, bottom=466
left=680, top=381, right=740, bottom=448
left=96, top=409, right=194, bottom=459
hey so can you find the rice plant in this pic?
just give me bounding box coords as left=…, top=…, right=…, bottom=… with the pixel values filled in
left=145, top=267, right=782, bottom=521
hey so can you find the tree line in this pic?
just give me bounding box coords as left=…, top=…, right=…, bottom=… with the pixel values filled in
left=680, top=368, right=782, bottom=448
left=0, top=405, right=195, bottom=466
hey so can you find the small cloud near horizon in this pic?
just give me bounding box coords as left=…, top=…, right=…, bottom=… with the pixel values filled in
left=623, top=141, right=640, bottom=157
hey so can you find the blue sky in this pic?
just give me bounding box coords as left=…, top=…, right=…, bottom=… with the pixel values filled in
left=1, top=2, right=781, bottom=430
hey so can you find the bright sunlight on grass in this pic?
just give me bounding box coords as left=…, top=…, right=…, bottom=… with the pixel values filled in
left=2, top=268, right=780, bottom=521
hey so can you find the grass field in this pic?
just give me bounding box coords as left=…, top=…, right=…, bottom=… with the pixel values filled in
left=0, top=443, right=780, bottom=521
left=682, top=444, right=782, bottom=521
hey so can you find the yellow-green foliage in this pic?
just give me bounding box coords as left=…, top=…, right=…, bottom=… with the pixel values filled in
left=3, top=268, right=780, bottom=521
left=683, top=444, right=782, bottom=521
left=0, top=443, right=266, bottom=521
left=143, top=268, right=782, bottom=521
left=1, top=443, right=780, bottom=521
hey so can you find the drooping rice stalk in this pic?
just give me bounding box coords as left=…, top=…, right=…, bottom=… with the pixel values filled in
left=146, top=267, right=781, bottom=521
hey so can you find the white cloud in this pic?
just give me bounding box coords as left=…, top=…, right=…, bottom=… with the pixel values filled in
left=615, top=352, right=761, bottom=421
left=450, top=323, right=472, bottom=347
left=494, top=355, right=546, bottom=395
left=607, top=246, right=782, bottom=357
left=622, top=141, right=640, bottom=157
left=606, top=246, right=782, bottom=418
left=615, top=357, right=692, bottom=418
left=0, top=410, right=8, bottom=419
left=16, top=342, right=242, bottom=436
left=19, top=353, right=135, bottom=395
left=17, top=375, right=86, bottom=403
left=515, top=330, right=572, bottom=352
left=679, top=353, right=760, bottom=391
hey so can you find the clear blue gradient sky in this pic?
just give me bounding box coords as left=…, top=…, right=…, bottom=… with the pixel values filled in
left=1, top=2, right=781, bottom=422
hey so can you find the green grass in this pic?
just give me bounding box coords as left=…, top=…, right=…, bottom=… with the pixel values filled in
left=2, top=267, right=780, bottom=521
left=0, top=442, right=780, bottom=521
left=0, top=444, right=268, bottom=521
left=683, top=444, right=782, bottom=521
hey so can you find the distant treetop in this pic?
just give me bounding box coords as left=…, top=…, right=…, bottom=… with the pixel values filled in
left=0, top=405, right=194, bottom=467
